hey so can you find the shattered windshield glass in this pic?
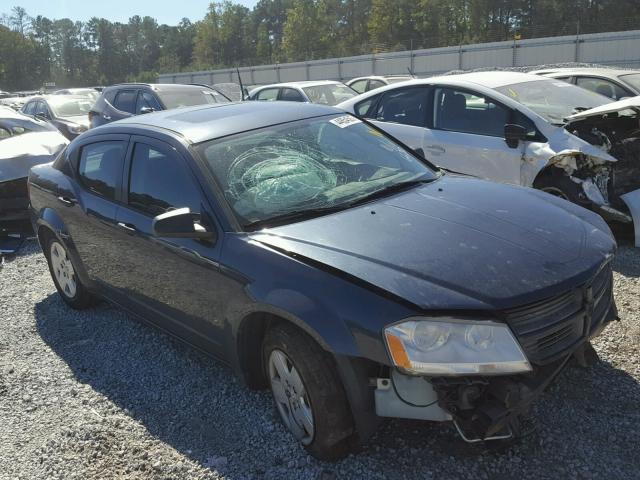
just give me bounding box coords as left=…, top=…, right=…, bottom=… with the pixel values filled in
left=197, top=115, right=438, bottom=228
left=495, top=79, right=610, bottom=124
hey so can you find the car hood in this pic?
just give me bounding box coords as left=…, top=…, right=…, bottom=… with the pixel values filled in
left=0, top=131, right=68, bottom=182
left=566, top=95, right=640, bottom=121
left=250, top=176, right=615, bottom=311
left=60, top=115, right=90, bottom=128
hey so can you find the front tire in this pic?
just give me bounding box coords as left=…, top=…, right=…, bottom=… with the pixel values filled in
left=44, top=235, right=95, bottom=309
left=533, top=170, right=587, bottom=205
left=263, top=324, right=355, bottom=460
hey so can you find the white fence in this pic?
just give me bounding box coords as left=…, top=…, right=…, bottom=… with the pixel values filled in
left=158, top=29, right=640, bottom=86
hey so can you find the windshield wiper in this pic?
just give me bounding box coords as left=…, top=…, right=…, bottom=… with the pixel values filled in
left=243, top=204, right=352, bottom=231
left=243, top=176, right=435, bottom=231
left=347, top=176, right=435, bottom=207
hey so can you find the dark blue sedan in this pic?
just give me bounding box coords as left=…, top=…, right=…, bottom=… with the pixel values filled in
left=28, top=102, right=617, bottom=459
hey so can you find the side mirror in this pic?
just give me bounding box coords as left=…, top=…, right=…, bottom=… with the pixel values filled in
left=139, top=106, right=155, bottom=114
left=152, top=207, right=215, bottom=241
left=504, top=124, right=528, bottom=149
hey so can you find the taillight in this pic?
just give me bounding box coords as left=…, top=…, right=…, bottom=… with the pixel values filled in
left=88, top=111, right=96, bottom=123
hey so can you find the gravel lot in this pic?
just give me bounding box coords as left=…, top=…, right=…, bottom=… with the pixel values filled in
left=0, top=240, right=639, bottom=480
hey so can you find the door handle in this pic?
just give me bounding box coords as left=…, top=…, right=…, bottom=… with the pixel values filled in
left=102, top=114, right=111, bottom=120
left=117, top=222, right=136, bottom=233
left=57, top=196, right=76, bottom=206
left=425, top=144, right=446, bottom=154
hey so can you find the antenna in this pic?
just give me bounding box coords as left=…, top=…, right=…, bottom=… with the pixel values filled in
left=236, top=67, right=245, bottom=101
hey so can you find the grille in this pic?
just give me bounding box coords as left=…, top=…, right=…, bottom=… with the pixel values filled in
left=502, top=262, right=613, bottom=365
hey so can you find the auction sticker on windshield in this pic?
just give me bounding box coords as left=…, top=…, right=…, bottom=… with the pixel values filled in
left=330, top=115, right=362, bottom=128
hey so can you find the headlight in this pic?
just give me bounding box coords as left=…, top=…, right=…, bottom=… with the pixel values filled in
left=384, top=318, right=531, bottom=376
left=68, top=124, right=88, bottom=134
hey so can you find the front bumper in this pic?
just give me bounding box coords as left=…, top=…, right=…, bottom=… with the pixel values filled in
left=374, top=294, right=617, bottom=442
left=0, top=177, right=31, bottom=235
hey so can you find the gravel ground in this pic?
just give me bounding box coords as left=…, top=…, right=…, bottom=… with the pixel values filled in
left=0, top=240, right=639, bottom=480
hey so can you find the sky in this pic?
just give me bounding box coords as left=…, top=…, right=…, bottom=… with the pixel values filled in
left=2, top=0, right=258, bottom=24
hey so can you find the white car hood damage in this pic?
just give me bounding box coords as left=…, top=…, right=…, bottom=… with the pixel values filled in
left=0, top=131, right=68, bottom=183
left=521, top=125, right=617, bottom=187
left=566, top=96, right=640, bottom=121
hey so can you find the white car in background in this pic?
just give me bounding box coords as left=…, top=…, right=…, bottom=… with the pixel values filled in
left=346, top=75, right=415, bottom=94
left=338, top=71, right=640, bottom=245
left=531, top=67, right=640, bottom=101
left=247, top=80, right=357, bottom=106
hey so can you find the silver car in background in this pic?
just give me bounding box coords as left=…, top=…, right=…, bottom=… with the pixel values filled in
left=248, top=80, right=357, bottom=106
left=532, top=67, right=640, bottom=101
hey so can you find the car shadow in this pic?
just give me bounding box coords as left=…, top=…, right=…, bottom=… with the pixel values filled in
left=34, top=293, right=640, bottom=479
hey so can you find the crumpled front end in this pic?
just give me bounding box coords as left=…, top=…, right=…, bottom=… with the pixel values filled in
left=561, top=110, right=640, bottom=245
left=374, top=259, right=618, bottom=443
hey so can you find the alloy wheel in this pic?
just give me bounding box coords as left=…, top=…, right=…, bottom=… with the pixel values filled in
left=268, top=349, right=315, bottom=445
left=50, top=241, right=77, bottom=298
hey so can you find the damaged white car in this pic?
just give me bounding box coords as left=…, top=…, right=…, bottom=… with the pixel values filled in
left=338, top=72, right=640, bottom=245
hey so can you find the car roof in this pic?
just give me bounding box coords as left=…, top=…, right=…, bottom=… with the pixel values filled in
left=253, top=80, right=343, bottom=90
left=26, top=94, right=93, bottom=102
left=99, top=101, right=342, bottom=144
left=342, top=71, right=543, bottom=93
left=108, top=83, right=214, bottom=92
left=531, top=67, right=640, bottom=77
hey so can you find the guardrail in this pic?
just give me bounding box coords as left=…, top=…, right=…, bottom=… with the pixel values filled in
left=159, top=29, right=640, bottom=87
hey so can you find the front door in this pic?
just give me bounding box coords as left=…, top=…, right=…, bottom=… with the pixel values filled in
left=112, top=136, right=228, bottom=356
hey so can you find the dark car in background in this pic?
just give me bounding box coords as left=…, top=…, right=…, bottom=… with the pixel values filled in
left=29, top=102, right=617, bottom=460
left=21, top=95, right=93, bottom=140
left=88, top=83, right=230, bottom=128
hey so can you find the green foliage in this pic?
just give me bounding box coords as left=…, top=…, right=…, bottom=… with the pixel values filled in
left=1, top=1, right=639, bottom=91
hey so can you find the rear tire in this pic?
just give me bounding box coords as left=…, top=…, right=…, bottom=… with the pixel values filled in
left=263, top=324, right=355, bottom=460
left=44, top=235, right=95, bottom=309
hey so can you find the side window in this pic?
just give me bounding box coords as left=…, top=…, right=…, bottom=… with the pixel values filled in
left=354, top=95, right=379, bottom=117
left=35, top=101, right=49, bottom=118
left=256, top=88, right=279, bottom=101
left=512, top=110, right=540, bottom=139
left=368, top=79, right=386, bottom=91
left=349, top=80, right=368, bottom=94
left=576, top=77, right=630, bottom=101
left=23, top=102, right=35, bottom=115
left=103, top=89, right=117, bottom=105
left=128, top=143, right=202, bottom=217
left=433, top=87, right=509, bottom=137
left=374, top=87, right=428, bottom=127
left=0, top=126, right=11, bottom=140
left=135, top=92, right=162, bottom=114
left=78, top=141, right=127, bottom=200
left=279, top=88, right=305, bottom=102
left=113, top=90, right=138, bottom=114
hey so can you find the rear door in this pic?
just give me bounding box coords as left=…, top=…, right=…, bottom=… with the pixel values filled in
left=368, top=86, right=431, bottom=155
left=112, top=136, right=227, bottom=355
left=63, top=135, right=129, bottom=286
left=424, top=86, right=522, bottom=183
